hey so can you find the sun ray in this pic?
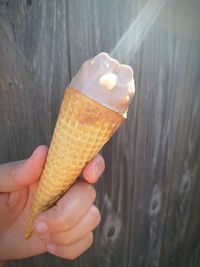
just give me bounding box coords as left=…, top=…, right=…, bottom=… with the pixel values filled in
left=110, top=0, right=167, bottom=63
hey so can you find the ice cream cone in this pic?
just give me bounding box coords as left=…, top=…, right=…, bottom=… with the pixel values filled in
left=25, top=52, right=135, bottom=239
left=25, top=87, right=124, bottom=239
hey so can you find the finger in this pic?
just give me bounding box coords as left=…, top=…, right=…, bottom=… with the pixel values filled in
left=0, top=146, right=48, bottom=192
left=39, top=205, right=101, bottom=245
left=34, top=181, right=96, bottom=234
left=47, top=232, right=93, bottom=260
left=82, top=154, right=105, bottom=183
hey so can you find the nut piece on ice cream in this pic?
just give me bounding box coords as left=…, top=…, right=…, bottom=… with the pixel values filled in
left=99, top=73, right=118, bottom=90
left=24, top=52, right=135, bottom=239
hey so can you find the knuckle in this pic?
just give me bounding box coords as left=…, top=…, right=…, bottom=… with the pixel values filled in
left=65, top=233, right=94, bottom=260
left=66, top=252, right=77, bottom=260
left=63, top=214, right=74, bottom=230
left=53, top=244, right=74, bottom=260
left=52, top=232, right=71, bottom=246
left=85, top=183, right=96, bottom=200
left=53, top=204, right=71, bottom=230
left=91, top=206, right=101, bottom=226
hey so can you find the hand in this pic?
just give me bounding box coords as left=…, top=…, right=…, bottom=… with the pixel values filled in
left=0, top=146, right=105, bottom=261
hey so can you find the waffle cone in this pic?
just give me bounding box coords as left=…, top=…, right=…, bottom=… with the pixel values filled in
left=25, top=87, right=124, bottom=239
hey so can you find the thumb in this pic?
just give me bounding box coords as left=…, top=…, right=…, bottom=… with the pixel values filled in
left=0, top=146, right=48, bottom=192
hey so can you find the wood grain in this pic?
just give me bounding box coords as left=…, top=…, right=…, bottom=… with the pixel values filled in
left=0, top=0, right=200, bottom=266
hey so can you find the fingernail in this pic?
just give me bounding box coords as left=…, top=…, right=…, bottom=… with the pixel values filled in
left=47, top=243, right=55, bottom=253
left=34, top=221, right=48, bottom=233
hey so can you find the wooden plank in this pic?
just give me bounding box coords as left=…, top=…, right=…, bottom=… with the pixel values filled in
left=159, top=39, right=200, bottom=267
left=0, top=0, right=70, bottom=163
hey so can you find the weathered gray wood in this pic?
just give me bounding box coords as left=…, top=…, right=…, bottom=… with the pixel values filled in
left=0, top=0, right=200, bottom=266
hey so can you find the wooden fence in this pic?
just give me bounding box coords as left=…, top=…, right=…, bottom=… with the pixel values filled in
left=0, top=0, right=200, bottom=266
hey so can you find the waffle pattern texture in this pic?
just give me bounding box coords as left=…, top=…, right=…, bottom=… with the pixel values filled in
left=25, top=87, right=124, bottom=239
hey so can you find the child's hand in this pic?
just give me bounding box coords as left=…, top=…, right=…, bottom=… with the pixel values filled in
left=0, top=146, right=104, bottom=261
